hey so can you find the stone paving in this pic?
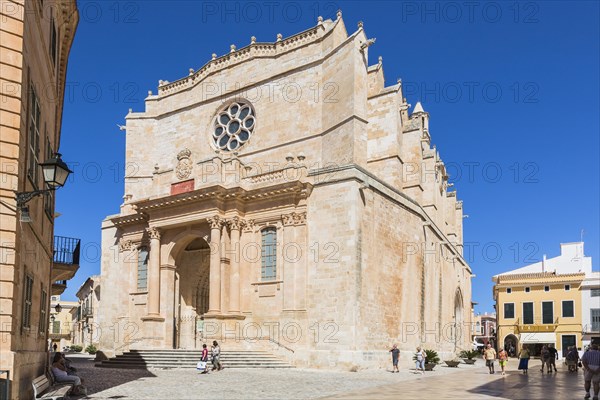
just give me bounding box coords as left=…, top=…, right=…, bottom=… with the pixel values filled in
left=67, top=356, right=586, bottom=399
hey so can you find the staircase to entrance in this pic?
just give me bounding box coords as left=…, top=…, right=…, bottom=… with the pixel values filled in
left=97, top=349, right=294, bottom=369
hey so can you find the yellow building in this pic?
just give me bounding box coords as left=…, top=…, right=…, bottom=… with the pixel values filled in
left=48, top=296, right=78, bottom=351
left=493, top=243, right=590, bottom=358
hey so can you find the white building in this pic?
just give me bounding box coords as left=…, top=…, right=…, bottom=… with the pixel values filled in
left=582, top=270, right=600, bottom=348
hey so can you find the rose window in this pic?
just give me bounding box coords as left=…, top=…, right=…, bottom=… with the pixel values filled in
left=212, top=102, right=255, bottom=151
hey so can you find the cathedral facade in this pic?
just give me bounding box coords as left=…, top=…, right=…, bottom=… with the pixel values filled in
left=98, top=13, right=472, bottom=369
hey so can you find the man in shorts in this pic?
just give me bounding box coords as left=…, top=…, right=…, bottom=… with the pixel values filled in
left=581, top=343, right=600, bottom=400
left=484, top=344, right=497, bottom=374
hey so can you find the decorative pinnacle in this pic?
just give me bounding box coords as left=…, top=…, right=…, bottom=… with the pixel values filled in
left=397, top=78, right=402, bottom=84
left=251, top=36, right=256, bottom=44
left=212, top=53, right=217, bottom=60
left=378, top=56, right=382, bottom=64
left=337, top=9, right=342, bottom=19
left=358, top=21, right=363, bottom=28
left=276, top=33, right=283, bottom=41
left=230, top=44, right=236, bottom=53
left=317, top=16, right=323, bottom=24
left=189, top=68, right=194, bottom=75
left=147, top=90, right=152, bottom=96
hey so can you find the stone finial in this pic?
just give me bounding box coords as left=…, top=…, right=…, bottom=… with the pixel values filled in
left=285, top=153, right=294, bottom=162
left=128, top=108, right=133, bottom=114
left=358, top=21, right=363, bottom=28
left=251, top=36, right=256, bottom=44
left=158, top=80, right=163, bottom=85
left=148, top=90, right=152, bottom=96
left=297, top=152, right=306, bottom=161
left=276, top=33, right=283, bottom=42
left=317, top=16, right=323, bottom=24
left=397, top=78, right=402, bottom=85
left=337, top=9, right=342, bottom=19
left=212, top=53, right=217, bottom=60
left=189, top=68, right=194, bottom=75
left=230, top=44, right=236, bottom=53
left=413, top=101, right=425, bottom=114
left=378, top=56, right=382, bottom=65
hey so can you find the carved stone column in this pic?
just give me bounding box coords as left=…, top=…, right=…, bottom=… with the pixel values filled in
left=145, top=227, right=162, bottom=318
left=207, top=216, right=222, bottom=314
left=228, top=216, right=244, bottom=314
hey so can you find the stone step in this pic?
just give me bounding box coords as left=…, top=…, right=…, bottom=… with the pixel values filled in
left=98, top=349, right=293, bottom=369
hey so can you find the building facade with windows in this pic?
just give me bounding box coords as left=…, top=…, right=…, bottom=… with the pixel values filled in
left=472, top=313, right=496, bottom=350
left=98, top=13, right=472, bottom=369
left=48, top=295, right=77, bottom=351
left=0, top=0, right=78, bottom=398
left=71, top=276, right=101, bottom=350
left=493, top=242, right=593, bottom=358
left=582, top=271, right=600, bottom=348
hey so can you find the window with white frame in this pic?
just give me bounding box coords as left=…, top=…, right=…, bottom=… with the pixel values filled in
left=562, top=300, right=574, bottom=318
left=542, top=301, right=554, bottom=324
left=261, top=227, right=277, bottom=281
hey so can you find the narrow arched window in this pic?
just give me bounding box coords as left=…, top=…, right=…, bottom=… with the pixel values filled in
left=137, top=246, right=149, bottom=290
left=261, top=228, right=277, bottom=281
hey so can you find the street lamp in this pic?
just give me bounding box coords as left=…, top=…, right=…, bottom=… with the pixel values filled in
left=15, top=153, right=72, bottom=222
left=54, top=304, right=62, bottom=313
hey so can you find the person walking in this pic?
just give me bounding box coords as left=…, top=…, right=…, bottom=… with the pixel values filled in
left=389, top=344, right=400, bottom=373
left=415, top=347, right=426, bottom=374
left=518, top=347, right=530, bottom=374
left=548, top=344, right=558, bottom=372
left=566, top=346, right=580, bottom=372
left=200, top=343, right=209, bottom=374
left=581, top=343, right=600, bottom=400
left=540, top=345, right=550, bottom=373
left=484, top=344, right=497, bottom=374
left=498, top=348, right=508, bottom=376
left=211, top=341, right=223, bottom=371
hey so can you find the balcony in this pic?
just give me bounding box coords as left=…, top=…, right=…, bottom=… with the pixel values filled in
left=515, top=318, right=559, bottom=333
left=81, top=307, right=93, bottom=318
left=51, top=280, right=67, bottom=295
left=49, top=322, right=71, bottom=340
left=51, top=236, right=80, bottom=282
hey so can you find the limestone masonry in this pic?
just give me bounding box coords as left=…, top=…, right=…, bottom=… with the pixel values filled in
left=99, top=12, right=473, bottom=369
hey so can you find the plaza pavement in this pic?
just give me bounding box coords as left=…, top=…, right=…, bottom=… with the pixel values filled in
left=68, top=356, right=586, bottom=399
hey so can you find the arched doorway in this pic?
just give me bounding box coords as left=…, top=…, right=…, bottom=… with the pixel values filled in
left=504, top=334, right=518, bottom=357
left=172, top=236, right=210, bottom=349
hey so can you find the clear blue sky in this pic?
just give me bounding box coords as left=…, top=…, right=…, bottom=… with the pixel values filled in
left=55, top=1, right=599, bottom=313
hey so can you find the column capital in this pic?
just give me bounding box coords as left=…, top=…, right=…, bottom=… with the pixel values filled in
left=207, top=215, right=223, bottom=229
left=118, top=238, right=135, bottom=252
left=146, top=226, right=161, bottom=240
left=282, top=211, right=307, bottom=226
left=227, top=216, right=245, bottom=231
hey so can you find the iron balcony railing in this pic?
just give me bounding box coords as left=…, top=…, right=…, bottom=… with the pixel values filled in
left=53, top=236, right=80, bottom=265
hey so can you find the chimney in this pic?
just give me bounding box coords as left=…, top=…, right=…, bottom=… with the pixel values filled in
left=542, top=254, right=547, bottom=272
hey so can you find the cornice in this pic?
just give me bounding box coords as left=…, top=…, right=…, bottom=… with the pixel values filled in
left=155, top=19, right=337, bottom=97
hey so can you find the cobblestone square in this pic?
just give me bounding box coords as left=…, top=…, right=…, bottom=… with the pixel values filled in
left=70, top=356, right=585, bottom=399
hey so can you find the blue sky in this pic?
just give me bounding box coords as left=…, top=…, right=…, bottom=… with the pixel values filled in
left=54, top=1, right=599, bottom=313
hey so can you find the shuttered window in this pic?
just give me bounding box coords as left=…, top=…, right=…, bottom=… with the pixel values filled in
left=562, top=300, right=574, bottom=318
left=542, top=301, right=554, bottom=324
left=523, top=302, right=534, bottom=324
left=39, top=289, right=47, bottom=332
left=22, top=274, right=34, bottom=328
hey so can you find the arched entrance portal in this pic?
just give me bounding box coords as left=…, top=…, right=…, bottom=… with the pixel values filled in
left=504, top=334, right=518, bottom=357
left=173, top=236, right=210, bottom=349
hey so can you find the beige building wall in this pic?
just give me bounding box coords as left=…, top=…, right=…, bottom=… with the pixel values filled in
left=98, top=13, right=472, bottom=370
left=48, top=295, right=77, bottom=350
left=0, top=0, right=77, bottom=397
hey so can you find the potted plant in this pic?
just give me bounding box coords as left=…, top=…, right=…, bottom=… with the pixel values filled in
left=424, top=349, right=440, bottom=371
left=459, top=349, right=479, bottom=364
left=444, top=358, right=460, bottom=368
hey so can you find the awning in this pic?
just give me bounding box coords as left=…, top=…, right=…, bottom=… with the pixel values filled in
left=520, top=332, right=556, bottom=344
